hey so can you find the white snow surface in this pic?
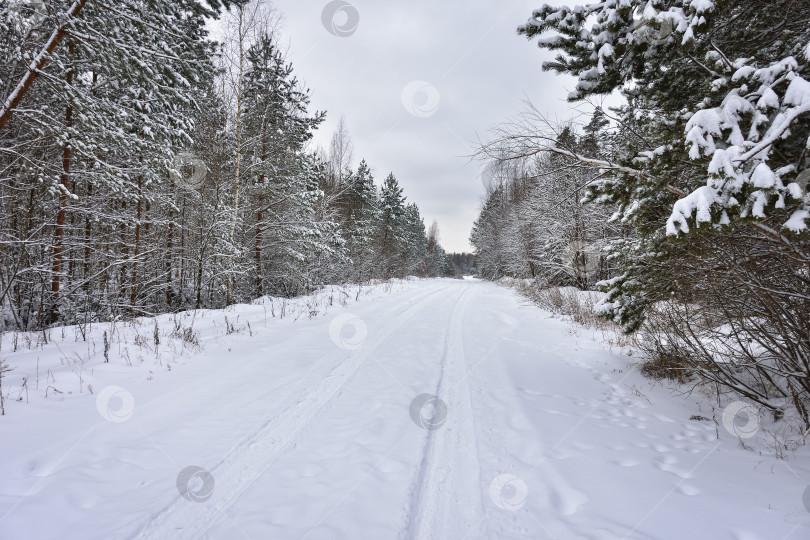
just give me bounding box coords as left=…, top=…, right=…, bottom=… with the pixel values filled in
left=0, top=279, right=808, bottom=539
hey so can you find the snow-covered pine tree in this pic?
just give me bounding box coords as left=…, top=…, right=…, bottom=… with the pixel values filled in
left=519, top=0, right=810, bottom=415
left=0, top=0, right=223, bottom=326
left=519, top=0, right=810, bottom=326
left=338, top=159, right=380, bottom=282
left=401, top=203, right=428, bottom=276
left=0, top=0, right=439, bottom=331
left=238, top=31, right=331, bottom=297
left=377, top=173, right=408, bottom=276
left=470, top=186, right=508, bottom=280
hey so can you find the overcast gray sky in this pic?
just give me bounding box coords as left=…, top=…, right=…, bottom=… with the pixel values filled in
left=273, top=0, right=576, bottom=252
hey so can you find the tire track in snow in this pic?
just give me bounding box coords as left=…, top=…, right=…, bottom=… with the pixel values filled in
left=130, top=283, right=453, bottom=540
left=403, top=284, right=486, bottom=540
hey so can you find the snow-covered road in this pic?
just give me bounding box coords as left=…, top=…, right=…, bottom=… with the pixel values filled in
left=1, top=279, right=808, bottom=539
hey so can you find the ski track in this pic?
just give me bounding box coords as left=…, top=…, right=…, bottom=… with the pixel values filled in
left=402, top=284, right=485, bottom=540
left=130, top=283, right=451, bottom=540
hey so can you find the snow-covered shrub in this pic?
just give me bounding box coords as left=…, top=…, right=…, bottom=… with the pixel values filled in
left=513, top=282, right=610, bottom=329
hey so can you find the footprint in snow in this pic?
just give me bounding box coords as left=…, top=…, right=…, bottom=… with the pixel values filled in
left=657, top=457, right=692, bottom=479
left=677, top=484, right=701, bottom=496
left=552, top=485, right=589, bottom=516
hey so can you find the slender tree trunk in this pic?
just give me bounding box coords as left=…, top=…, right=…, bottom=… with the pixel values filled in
left=130, top=92, right=146, bottom=309
left=255, top=194, right=263, bottom=296
left=166, top=218, right=174, bottom=307
left=255, top=117, right=267, bottom=296
left=195, top=240, right=206, bottom=310
left=83, top=72, right=97, bottom=294
left=130, top=170, right=143, bottom=307
left=226, top=6, right=246, bottom=306
left=179, top=196, right=186, bottom=307
left=82, top=181, right=92, bottom=290
left=50, top=40, right=75, bottom=323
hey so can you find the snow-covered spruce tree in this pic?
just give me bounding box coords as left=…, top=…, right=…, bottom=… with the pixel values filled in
left=327, top=157, right=432, bottom=283
left=579, top=107, right=610, bottom=158
left=520, top=0, right=810, bottom=417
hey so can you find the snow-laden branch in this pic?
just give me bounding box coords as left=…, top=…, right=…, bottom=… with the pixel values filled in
left=0, top=0, right=89, bottom=134
left=673, top=66, right=810, bottom=235
left=520, top=0, right=810, bottom=237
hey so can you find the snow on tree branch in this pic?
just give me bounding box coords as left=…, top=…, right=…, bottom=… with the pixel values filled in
left=520, top=0, right=810, bottom=235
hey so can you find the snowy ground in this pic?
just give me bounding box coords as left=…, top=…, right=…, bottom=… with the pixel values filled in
left=1, top=278, right=809, bottom=539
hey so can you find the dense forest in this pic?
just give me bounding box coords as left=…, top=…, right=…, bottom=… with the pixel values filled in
left=3, top=0, right=809, bottom=431
left=473, top=0, right=810, bottom=428
left=0, top=0, right=458, bottom=331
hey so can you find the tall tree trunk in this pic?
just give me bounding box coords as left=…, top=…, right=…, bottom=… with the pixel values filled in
left=226, top=6, right=246, bottom=306
left=130, top=92, right=146, bottom=309
left=83, top=72, right=98, bottom=293
left=82, top=180, right=92, bottom=291
left=166, top=218, right=174, bottom=307
left=50, top=40, right=75, bottom=323
left=179, top=196, right=186, bottom=308
left=196, top=247, right=205, bottom=309
left=255, top=116, right=267, bottom=297
left=130, top=171, right=143, bottom=307
left=255, top=194, right=263, bottom=296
